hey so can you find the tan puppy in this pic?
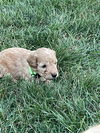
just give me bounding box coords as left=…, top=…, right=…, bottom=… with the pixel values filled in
left=83, top=125, right=100, bottom=133
left=0, top=47, right=58, bottom=81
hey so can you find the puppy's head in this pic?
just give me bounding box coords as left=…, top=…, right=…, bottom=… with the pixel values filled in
left=28, top=48, right=58, bottom=80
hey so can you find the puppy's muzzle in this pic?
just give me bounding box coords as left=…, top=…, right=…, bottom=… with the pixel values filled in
left=51, top=73, right=57, bottom=78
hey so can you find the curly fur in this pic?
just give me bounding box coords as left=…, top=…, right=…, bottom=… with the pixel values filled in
left=0, top=47, right=58, bottom=81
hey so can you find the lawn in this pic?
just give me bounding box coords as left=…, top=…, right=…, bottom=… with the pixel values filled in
left=0, top=0, right=100, bottom=133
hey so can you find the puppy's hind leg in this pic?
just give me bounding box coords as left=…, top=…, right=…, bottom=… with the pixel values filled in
left=0, top=67, right=5, bottom=78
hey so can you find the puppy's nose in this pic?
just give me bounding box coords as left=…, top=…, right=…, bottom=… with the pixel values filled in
left=51, top=73, right=57, bottom=78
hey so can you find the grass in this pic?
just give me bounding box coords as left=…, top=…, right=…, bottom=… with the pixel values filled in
left=0, top=0, right=100, bottom=132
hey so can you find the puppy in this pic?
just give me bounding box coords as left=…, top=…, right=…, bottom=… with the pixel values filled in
left=0, top=47, right=58, bottom=81
left=82, top=124, right=100, bottom=133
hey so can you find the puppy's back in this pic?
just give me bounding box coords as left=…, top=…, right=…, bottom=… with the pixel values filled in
left=0, top=47, right=31, bottom=58
left=0, top=47, right=32, bottom=68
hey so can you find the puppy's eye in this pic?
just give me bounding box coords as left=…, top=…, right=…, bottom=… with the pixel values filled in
left=42, top=64, right=46, bottom=68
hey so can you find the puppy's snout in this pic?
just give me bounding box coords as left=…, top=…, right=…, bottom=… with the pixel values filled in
left=51, top=73, right=57, bottom=78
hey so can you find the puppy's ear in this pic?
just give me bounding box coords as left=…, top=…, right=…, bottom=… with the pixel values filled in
left=27, top=52, right=37, bottom=68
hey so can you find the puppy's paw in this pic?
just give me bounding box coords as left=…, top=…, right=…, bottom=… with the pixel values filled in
left=45, top=80, right=51, bottom=84
left=0, top=74, right=3, bottom=78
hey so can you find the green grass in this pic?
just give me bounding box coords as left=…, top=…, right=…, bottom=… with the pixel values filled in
left=0, top=0, right=100, bottom=132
